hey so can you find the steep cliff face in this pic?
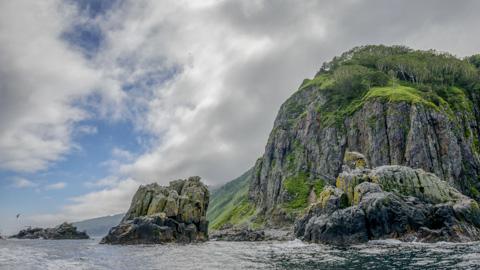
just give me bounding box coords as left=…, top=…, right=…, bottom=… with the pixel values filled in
left=247, top=46, right=480, bottom=226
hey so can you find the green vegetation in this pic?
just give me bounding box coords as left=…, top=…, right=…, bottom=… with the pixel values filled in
left=364, top=85, right=442, bottom=109
left=207, top=169, right=258, bottom=230
left=471, top=186, right=480, bottom=198
left=296, top=45, right=480, bottom=127
left=283, top=173, right=325, bottom=210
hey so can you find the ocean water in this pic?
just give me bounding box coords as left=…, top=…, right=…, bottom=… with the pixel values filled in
left=1, top=239, right=480, bottom=270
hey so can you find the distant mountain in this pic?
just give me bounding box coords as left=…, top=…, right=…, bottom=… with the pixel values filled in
left=73, top=213, right=123, bottom=237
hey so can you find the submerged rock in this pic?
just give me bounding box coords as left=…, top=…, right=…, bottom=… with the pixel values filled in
left=295, top=156, right=480, bottom=245
left=101, top=176, right=209, bottom=245
left=10, top=222, right=89, bottom=240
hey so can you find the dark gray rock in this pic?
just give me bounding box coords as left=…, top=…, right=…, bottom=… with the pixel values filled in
left=101, top=176, right=209, bottom=245
left=302, top=207, right=369, bottom=245
left=210, top=229, right=266, bottom=241
left=10, top=222, right=89, bottom=240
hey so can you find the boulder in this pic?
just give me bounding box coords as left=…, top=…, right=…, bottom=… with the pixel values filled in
left=101, top=176, right=209, bottom=245
left=10, top=222, right=89, bottom=240
left=302, top=206, right=368, bottom=245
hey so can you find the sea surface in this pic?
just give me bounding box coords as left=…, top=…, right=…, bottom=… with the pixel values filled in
left=1, top=238, right=480, bottom=269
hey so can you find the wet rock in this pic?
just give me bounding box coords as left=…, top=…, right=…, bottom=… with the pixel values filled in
left=210, top=229, right=266, bottom=241
left=294, top=185, right=348, bottom=237
left=210, top=228, right=293, bottom=241
left=302, top=206, right=368, bottom=245
left=10, top=222, right=89, bottom=240
left=101, top=176, right=209, bottom=245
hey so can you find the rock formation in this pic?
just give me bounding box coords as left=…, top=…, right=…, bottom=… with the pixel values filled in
left=294, top=152, right=480, bottom=244
left=101, top=176, right=209, bottom=244
left=10, top=222, right=89, bottom=240
left=208, top=45, right=480, bottom=242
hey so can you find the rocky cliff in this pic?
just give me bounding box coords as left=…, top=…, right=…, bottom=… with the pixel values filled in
left=101, top=176, right=209, bottom=244
left=10, top=222, right=89, bottom=240
left=209, top=45, right=480, bottom=232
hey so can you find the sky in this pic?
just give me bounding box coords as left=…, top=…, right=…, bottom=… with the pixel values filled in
left=1, top=0, right=480, bottom=235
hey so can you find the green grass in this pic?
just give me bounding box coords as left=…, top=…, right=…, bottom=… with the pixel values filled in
left=471, top=186, right=480, bottom=198
left=282, top=173, right=325, bottom=210
left=317, top=82, right=458, bottom=127
left=209, top=196, right=256, bottom=230
left=207, top=169, right=258, bottom=230
left=299, top=74, right=334, bottom=90
left=363, top=85, right=441, bottom=109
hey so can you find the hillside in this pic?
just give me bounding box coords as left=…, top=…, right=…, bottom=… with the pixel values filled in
left=208, top=45, right=480, bottom=230
left=73, top=213, right=123, bottom=237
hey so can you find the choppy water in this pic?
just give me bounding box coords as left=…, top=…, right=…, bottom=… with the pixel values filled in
left=1, top=238, right=480, bottom=270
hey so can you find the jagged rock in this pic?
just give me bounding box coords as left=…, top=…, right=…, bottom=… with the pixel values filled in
left=10, top=222, right=89, bottom=240
left=294, top=185, right=348, bottom=237
left=101, top=176, right=209, bottom=245
left=337, top=165, right=467, bottom=205
left=343, top=151, right=369, bottom=170
left=295, top=163, right=480, bottom=245
left=353, top=182, right=382, bottom=205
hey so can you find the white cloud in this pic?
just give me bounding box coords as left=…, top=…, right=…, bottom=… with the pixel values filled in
left=0, top=0, right=124, bottom=173
left=85, top=176, right=119, bottom=188
left=12, top=177, right=38, bottom=188
left=112, top=147, right=134, bottom=161
left=76, top=125, right=98, bottom=136
left=30, top=179, right=138, bottom=226
left=45, top=182, right=67, bottom=190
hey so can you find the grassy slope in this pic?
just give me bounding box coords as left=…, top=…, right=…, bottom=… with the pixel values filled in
left=207, top=168, right=256, bottom=230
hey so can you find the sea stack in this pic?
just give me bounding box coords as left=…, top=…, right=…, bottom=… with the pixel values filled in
left=9, top=222, right=89, bottom=240
left=101, top=176, right=209, bottom=244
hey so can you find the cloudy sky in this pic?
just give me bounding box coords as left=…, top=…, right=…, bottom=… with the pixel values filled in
left=1, top=0, right=479, bottom=234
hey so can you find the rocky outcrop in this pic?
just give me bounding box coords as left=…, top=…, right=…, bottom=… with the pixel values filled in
left=101, top=176, right=209, bottom=245
left=9, top=222, right=89, bottom=240
left=246, top=47, right=480, bottom=228
left=249, top=91, right=480, bottom=224
left=209, top=46, right=480, bottom=239
left=294, top=155, right=480, bottom=244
